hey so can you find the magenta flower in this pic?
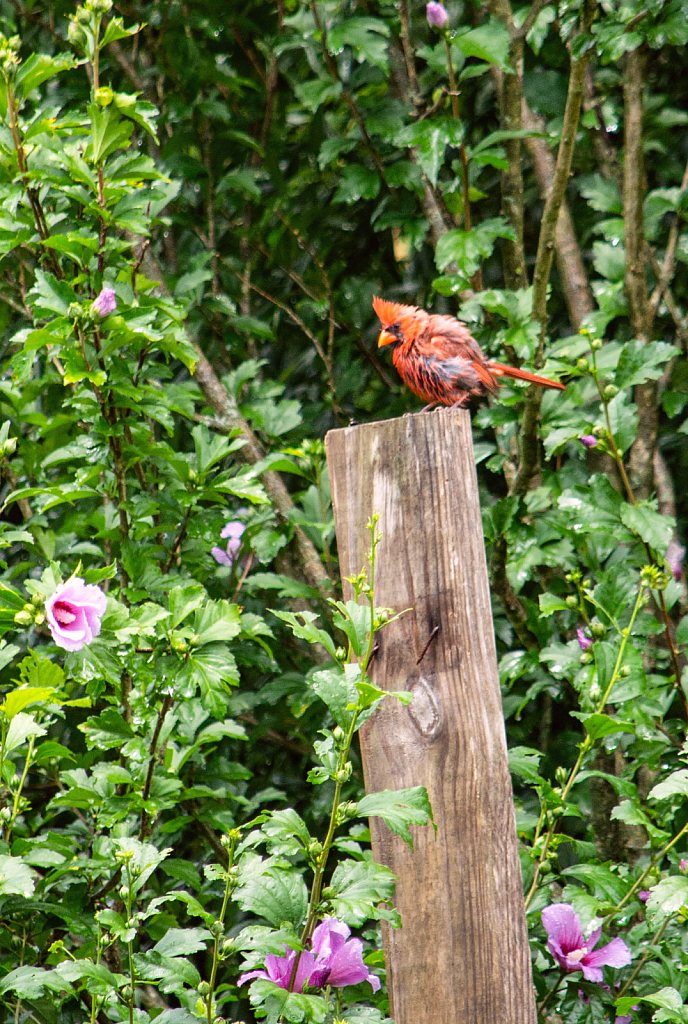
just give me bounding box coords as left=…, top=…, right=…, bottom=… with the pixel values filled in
left=45, top=577, right=107, bottom=652
left=681, top=859, right=688, bottom=873
left=308, top=918, right=380, bottom=992
left=577, top=627, right=592, bottom=651
left=667, top=540, right=685, bottom=582
left=638, top=890, right=651, bottom=903
left=237, top=919, right=379, bottom=994
left=92, top=286, right=117, bottom=317
left=238, top=947, right=316, bottom=994
left=580, top=435, right=597, bottom=449
left=211, top=521, right=246, bottom=567
left=426, top=1, right=449, bottom=27
left=542, top=905, right=631, bottom=983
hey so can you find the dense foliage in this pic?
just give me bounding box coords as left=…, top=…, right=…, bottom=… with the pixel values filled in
left=0, top=0, right=686, bottom=1022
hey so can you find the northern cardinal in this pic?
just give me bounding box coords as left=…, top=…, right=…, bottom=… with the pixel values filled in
left=373, top=296, right=565, bottom=409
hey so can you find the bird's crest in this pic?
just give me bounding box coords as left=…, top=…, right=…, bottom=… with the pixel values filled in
left=372, top=295, right=420, bottom=327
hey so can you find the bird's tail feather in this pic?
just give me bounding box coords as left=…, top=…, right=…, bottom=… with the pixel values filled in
left=488, top=362, right=565, bottom=391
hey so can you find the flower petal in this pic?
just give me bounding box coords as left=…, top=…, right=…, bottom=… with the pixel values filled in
left=542, top=904, right=585, bottom=955
left=583, top=937, right=632, bottom=972
left=237, top=969, right=269, bottom=987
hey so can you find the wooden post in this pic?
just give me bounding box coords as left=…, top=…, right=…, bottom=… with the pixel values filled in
left=325, top=409, right=535, bottom=1024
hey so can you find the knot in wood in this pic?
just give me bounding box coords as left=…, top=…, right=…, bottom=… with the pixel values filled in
left=408, top=675, right=441, bottom=739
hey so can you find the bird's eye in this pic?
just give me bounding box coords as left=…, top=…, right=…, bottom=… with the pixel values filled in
left=390, top=323, right=402, bottom=339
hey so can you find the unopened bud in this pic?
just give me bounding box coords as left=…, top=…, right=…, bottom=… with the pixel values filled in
left=603, top=384, right=619, bottom=399
left=565, top=595, right=578, bottom=609
left=591, top=622, right=605, bottom=638
left=576, top=357, right=589, bottom=371
left=332, top=726, right=345, bottom=746
left=14, top=609, right=33, bottom=626
left=1, top=436, right=16, bottom=456
left=121, top=985, right=133, bottom=1001
left=339, top=800, right=358, bottom=819
left=334, top=764, right=352, bottom=783
left=579, top=651, right=593, bottom=665
left=619, top=665, right=631, bottom=678
left=592, top=425, right=607, bottom=438
left=308, top=839, right=323, bottom=859
left=210, top=921, right=223, bottom=938
left=222, top=937, right=235, bottom=955
left=198, top=981, right=211, bottom=997
left=591, top=338, right=603, bottom=350
left=334, top=647, right=346, bottom=661
left=539, top=860, right=552, bottom=875
left=94, top=86, right=114, bottom=107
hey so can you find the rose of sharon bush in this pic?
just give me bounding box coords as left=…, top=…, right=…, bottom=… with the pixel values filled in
left=45, top=578, right=108, bottom=652
left=542, top=904, right=631, bottom=982
left=238, top=918, right=380, bottom=993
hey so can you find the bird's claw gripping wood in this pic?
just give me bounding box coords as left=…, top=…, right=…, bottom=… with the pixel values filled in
left=372, top=296, right=565, bottom=408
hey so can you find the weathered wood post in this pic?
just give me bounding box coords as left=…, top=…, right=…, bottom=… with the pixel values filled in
left=325, top=408, right=535, bottom=1024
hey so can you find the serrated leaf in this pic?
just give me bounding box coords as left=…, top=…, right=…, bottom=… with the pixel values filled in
left=153, top=927, right=212, bottom=957
left=649, top=769, right=688, bottom=801
left=620, top=502, right=674, bottom=552
left=647, top=877, right=688, bottom=920
left=0, top=855, right=35, bottom=897
left=357, top=786, right=434, bottom=848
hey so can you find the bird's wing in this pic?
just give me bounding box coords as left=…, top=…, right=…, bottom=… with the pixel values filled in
left=419, top=317, right=499, bottom=393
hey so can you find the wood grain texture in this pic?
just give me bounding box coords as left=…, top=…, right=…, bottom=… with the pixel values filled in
left=325, top=408, right=535, bottom=1024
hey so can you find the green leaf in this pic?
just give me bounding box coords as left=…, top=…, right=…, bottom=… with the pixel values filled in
left=168, top=584, right=206, bottom=628
left=615, top=340, right=677, bottom=389
left=78, top=708, right=135, bottom=750
left=101, top=17, right=141, bottom=47
left=90, top=103, right=134, bottom=163
left=15, top=52, right=76, bottom=100
left=508, top=746, right=543, bottom=783
left=538, top=593, right=570, bottom=616
left=0, top=855, right=35, bottom=897
left=153, top=927, right=212, bottom=957
left=236, top=866, right=309, bottom=927
left=328, top=18, right=390, bottom=69
left=1, top=685, right=55, bottom=719
left=574, top=713, right=636, bottom=741
left=309, top=664, right=360, bottom=730
left=435, top=217, right=516, bottom=276
left=0, top=966, right=72, bottom=999
left=193, top=600, right=242, bottom=644
left=333, top=165, right=381, bottom=205
left=620, top=502, right=675, bottom=553
left=5, top=711, right=47, bottom=753
left=271, top=610, right=337, bottom=659
left=328, top=858, right=398, bottom=926
left=395, top=118, right=463, bottom=186
left=177, top=644, right=240, bottom=717
left=453, top=21, right=511, bottom=68
left=649, top=769, right=688, bottom=801
left=646, top=877, right=688, bottom=920
left=357, top=786, right=434, bottom=848
left=27, top=269, right=77, bottom=316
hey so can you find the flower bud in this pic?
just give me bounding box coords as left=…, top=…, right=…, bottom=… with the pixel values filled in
left=579, top=650, right=593, bottom=665
left=592, top=425, right=607, bottom=438
left=210, top=921, right=224, bottom=938
left=576, top=357, right=589, bottom=371
left=198, top=981, right=211, bottom=997
left=14, top=609, right=33, bottom=626
left=565, top=595, right=578, bottom=608
left=121, top=985, right=133, bottom=1001
left=332, top=726, right=345, bottom=746
left=591, top=338, right=603, bottom=350
left=426, top=1, right=449, bottom=27
left=619, top=665, right=631, bottom=677
left=334, top=764, right=352, bottom=783
left=222, top=937, right=235, bottom=955
left=308, top=839, right=323, bottom=859
left=94, top=86, right=114, bottom=107
left=539, top=860, right=552, bottom=875
left=591, top=622, right=605, bottom=638
left=603, top=384, right=619, bottom=399
left=339, top=800, right=358, bottom=819
left=1, top=435, right=16, bottom=457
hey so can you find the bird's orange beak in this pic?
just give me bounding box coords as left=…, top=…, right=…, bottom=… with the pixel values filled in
left=377, top=329, right=397, bottom=348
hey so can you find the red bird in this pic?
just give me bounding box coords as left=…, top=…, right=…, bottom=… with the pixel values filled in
left=373, top=296, right=565, bottom=409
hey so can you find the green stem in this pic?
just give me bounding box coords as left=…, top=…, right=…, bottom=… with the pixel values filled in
left=616, top=915, right=671, bottom=1000
left=525, top=582, right=646, bottom=908
left=207, top=834, right=238, bottom=1024
left=6, top=735, right=35, bottom=843
left=537, top=967, right=566, bottom=1017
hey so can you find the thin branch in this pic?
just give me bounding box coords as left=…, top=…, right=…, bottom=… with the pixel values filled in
left=516, top=0, right=552, bottom=40
left=139, top=693, right=174, bottom=839
left=512, top=0, right=597, bottom=497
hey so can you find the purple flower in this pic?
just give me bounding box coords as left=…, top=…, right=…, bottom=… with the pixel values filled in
left=45, top=577, right=107, bottom=652
left=667, top=540, right=685, bottom=582
left=92, top=286, right=117, bottom=318
left=237, top=919, right=379, bottom=994
left=681, top=859, right=688, bottom=873
left=577, top=627, right=592, bottom=651
left=542, top=904, right=631, bottom=983
left=638, top=890, right=651, bottom=903
left=211, top=520, right=246, bottom=567
left=309, top=918, right=380, bottom=992
left=426, top=1, right=449, bottom=27
left=580, top=435, right=598, bottom=449
left=238, top=947, right=316, bottom=994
